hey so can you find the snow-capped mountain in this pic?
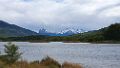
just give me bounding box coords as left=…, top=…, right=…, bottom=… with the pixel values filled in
left=59, top=28, right=86, bottom=34
left=39, top=28, right=86, bottom=36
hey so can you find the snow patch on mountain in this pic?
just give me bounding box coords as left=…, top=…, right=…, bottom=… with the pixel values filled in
left=39, top=28, right=87, bottom=36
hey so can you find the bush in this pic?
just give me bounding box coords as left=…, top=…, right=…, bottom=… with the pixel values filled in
left=40, top=56, right=61, bottom=68
left=0, top=42, right=22, bottom=65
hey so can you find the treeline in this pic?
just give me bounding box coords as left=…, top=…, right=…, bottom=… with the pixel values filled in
left=0, top=36, right=79, bottom=42
left=0, top=23, right=120, bottom=42
left=0, top=35, right=47, bottom=41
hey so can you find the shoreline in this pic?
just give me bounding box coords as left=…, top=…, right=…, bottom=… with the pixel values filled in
left=0, top=41, right=120, bottom=44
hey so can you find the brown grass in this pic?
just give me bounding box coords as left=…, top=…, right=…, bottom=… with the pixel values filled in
left=0, top=57, right=83, bottom=68
left=62, top=62, right=83, bottom=68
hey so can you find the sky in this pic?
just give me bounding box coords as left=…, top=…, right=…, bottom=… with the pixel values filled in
left=0, top=0, right=120, bottom=32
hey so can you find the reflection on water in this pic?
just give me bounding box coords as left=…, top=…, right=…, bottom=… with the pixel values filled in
left=0, top=42, right=120, bottom=68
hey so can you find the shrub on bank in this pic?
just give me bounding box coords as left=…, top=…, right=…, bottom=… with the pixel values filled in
left=0, top=42, right=22, bottom=65
left=40, top=56, right=61, bottom=68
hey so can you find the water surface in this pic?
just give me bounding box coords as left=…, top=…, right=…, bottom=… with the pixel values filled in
left=0, top=42, right=120, bottom=68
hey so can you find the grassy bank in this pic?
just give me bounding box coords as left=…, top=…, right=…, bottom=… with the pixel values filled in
left=0, top=56, right=83, bottom=68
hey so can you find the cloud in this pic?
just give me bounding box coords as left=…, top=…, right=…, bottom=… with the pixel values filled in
left=99, top=6, right=120, bottom=17
left=0, top=0, right=120, bottom=32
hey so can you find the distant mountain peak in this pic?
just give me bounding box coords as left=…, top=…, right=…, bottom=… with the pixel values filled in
left=39, top=28, right=87, bottom=36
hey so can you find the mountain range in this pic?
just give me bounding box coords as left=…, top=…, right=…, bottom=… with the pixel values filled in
left=39, top=28, right=86, bottom=36
left=0, top=20, right=85, bottom=37
left=0, top=20, right=38, bottom=37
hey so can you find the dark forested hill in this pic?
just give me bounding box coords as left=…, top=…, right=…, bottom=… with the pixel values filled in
left=71, top=23, right=120, bottom=42
left=0, top=20, right=38, bottom=37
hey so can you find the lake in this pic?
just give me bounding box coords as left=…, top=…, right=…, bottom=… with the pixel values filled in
left=0, top=42, right=120, bottom=68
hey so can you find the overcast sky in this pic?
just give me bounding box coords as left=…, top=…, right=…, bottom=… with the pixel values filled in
left=0, top=0, right=120, bottom=32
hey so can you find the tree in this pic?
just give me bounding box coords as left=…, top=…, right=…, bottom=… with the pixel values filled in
left=104, top=23, right=120, bottom=40
left=0, top=42, right=22, bottom=65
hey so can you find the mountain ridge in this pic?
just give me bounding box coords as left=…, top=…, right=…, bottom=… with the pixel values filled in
left=39, top=28, right=86, bottom=36
left=0, top=20, right=39, bottom=37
